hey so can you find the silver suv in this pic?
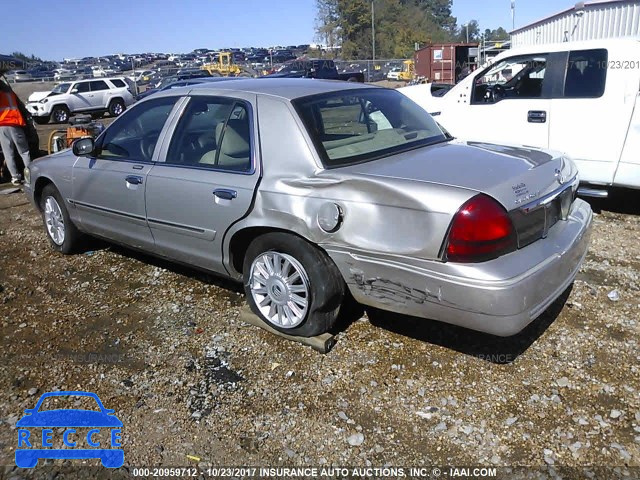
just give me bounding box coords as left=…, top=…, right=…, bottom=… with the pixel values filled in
left=26, top=77, right=136, bottom=124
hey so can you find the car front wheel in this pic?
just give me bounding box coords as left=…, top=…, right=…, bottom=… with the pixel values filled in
left=40, top=184, right=82, bottom=254
left=243, top=233, right=345, bottom=337
left=50, top=105, right=70, bottom=124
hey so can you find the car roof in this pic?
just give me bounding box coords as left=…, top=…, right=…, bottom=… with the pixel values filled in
left=496, top=37, right=640, bottom=60
left=186, top=78, right=379, bottom=100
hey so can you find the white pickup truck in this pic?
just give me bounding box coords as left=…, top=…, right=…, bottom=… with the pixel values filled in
left=400, top=38, right=640, bottom=197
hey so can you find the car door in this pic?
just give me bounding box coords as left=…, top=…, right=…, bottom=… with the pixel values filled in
left=145, top=94, right=260, bottom=274
left=549, top=48, right=635, bottom=186
left=444, top=53, right=554, bottom=149
left=87, top=80, right=110, bottom=109
left=71, top=96, right=182, bottom=249
left=68, top=81, right=92, bottom=111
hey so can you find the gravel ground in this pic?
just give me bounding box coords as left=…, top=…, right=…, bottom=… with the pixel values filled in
left=0, top=185, right=638, bottom=479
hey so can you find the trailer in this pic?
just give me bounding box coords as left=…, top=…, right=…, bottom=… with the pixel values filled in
left=414, top=43, right=478, bottom=84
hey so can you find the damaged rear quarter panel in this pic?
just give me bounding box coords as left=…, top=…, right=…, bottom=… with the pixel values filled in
left=223, top=96, right=475, bottom=290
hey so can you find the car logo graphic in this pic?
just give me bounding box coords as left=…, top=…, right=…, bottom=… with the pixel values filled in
left=555, top=168, right=566, bottom=185
left=15, top=391, right=123, bottom=468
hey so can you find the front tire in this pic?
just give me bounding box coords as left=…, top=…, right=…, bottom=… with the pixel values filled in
left=243, top=233, right=345, bottom=337
left=50, top=105, right=70, bottom=124
left=40, top=184, right=82, bottom=254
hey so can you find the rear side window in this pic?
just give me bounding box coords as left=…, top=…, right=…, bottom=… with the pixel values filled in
left=110, top=79, right=126, bottom=88
left=564, top=49, right=607, bottom=98
left=89, top=80, right=109, bottom=91
left=294, top=88, right=446, bottom=168
left=166, top=97, right=252, bottom=172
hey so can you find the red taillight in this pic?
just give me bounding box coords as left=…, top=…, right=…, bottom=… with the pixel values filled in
left=445, top=194, right=517, bottom=263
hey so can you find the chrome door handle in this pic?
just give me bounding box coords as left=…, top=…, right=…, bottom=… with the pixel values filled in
left=213, top=189, right=237, bottom=200
left=125, top=175, right=143, bottom=185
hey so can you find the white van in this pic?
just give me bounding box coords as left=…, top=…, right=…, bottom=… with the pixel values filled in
left=400, top=38, right=640, bottom=196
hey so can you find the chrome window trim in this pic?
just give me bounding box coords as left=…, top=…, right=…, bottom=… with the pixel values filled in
left=154, top=94, right=258, bottom=176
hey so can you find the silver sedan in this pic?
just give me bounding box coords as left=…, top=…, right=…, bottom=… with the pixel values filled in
left=24, top=79, right=592, bottom=337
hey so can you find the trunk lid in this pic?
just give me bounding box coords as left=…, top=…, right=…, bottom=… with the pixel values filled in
left=340, top=140, right=574, bottom=211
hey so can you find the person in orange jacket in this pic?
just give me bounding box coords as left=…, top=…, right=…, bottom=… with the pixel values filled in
left=0, top=79, right=31, bottom=185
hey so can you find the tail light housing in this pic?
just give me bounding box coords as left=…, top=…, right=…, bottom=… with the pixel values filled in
left=444, top=194, right=517, bottom=263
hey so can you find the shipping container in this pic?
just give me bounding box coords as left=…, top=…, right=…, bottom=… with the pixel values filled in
left=414, top=43, right=479, bottom=84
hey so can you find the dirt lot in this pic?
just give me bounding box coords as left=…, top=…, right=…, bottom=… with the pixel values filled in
left=0, top=83, right=639, bottom=479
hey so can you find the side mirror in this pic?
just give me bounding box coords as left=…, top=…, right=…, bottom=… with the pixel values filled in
left=72, top=137, right=95, bottom=156
left=23, top=408, right=35, bottom=415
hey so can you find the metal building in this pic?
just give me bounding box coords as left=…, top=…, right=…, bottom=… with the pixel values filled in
left=510, top=0, right=640, bottom=47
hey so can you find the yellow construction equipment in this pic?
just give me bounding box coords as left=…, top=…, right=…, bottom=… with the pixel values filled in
left=201, top=52, right=254, bottom=77
left=398, top=60, right=415, bottom=81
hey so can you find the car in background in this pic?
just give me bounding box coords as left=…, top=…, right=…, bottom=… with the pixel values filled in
left=25, top=79, right=591, bottom=340
left=5, top=70, right=32, bottom=82
left=387, top=68, right=401, bottom=80
left=128, top=70, right=155, bottom=84
left=26, top=77, right=135, bottom=124
left=264, top=59, right=364, bottom=82
left=399, top=38, right=640, bottom=196
left=175, top=68, right=211, bottom=80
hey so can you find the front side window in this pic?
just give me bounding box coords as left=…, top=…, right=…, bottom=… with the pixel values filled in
left=564, top=49, right=607, bottom=98
left=166, top=96, right=252, bottom=172
left=294, top=88, right=447, bottom=168
left=73, top=82, right=90, bottom=94
left=51, top=83, right=71, bottom=94
left=98, top=97, right=179, bottom=162
left=471, top=55, right=548, bottom=104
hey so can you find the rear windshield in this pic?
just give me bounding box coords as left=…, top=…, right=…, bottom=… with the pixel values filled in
left=293, top=88, right=446, bottom=168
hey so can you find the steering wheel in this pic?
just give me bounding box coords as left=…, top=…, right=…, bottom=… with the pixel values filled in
left=484, top=84, right=506, bottom=103
left=141, top=131, right=160, bottom=161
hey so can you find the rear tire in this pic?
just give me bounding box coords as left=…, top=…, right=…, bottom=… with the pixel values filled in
left=40, top=184, right=82, bottom=254
left=243, top=233, right=344, bottom=337
left=108, top=98, right=125, bottom=117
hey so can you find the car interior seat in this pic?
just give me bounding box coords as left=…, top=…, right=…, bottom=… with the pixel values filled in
left=199, top=119, right=251, bottom=170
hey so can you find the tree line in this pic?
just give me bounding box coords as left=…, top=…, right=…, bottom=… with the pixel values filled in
left=315, top=0, right=509, bottom=59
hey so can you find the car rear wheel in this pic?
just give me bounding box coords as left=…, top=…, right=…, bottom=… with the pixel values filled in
left=40, top=184, right=82, bottom=254
left=51, top=105, right=70, bottom=124
left=243, top=233, right=345, bottom=337
left=108, top=99, right=125, bottom=117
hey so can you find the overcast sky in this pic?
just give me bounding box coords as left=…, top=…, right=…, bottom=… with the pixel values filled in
left=4, top=0, right=567, bottom=60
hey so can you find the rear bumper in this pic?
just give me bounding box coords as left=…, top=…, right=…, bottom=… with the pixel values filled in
left=327, top=199, right=592, bottom=336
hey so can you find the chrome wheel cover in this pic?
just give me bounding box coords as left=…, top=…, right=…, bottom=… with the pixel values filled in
left=112, top=103, right=123, bottom=115
left=249, top=252, right=310, bottom=328
left=44, top=196, right=65, bottom=245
